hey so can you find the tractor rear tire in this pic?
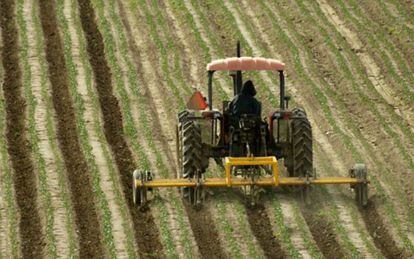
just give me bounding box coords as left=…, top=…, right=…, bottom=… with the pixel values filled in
left=178, top=115, right=205, bottom=205
left=287, top=108, right=313, bottom=178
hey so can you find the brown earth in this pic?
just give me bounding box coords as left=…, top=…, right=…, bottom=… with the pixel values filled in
left=37, top=0, right=105, bottom=257
left=225, top=0, right=391, bottom=256
left=360, top=197, right=408, bottom=258
left=278, top=0, right=414, bottom=241
left=183, top=2, right=292, bottom=256
left=76, top=0, right=164, bottom=257
left=3, top=0, right=413, bottom=257
left=246, top=205, right=286, bottom=258
left=25, top=0, right=73, bottom=256
left=0, top=0, right=45, bottom=258
left=250, top=0, right=412, bottom=253
left=359, top=0, right=414, bottom=73
left=116, top=1, right=227, bottom=257
left=301, top=205, right=344, bottom=259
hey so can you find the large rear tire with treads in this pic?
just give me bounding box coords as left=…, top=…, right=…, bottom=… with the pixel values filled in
left=177, top=112, right=205, bottom=205
left=287, top=108, right=313, bottom=178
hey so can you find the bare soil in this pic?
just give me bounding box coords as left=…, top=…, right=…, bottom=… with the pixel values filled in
left=37, top=0, right=106, bottom=257
left=301, top=205, right=344, bottom=259
left=238, top=0, right=383, bottom=256
left=25, top=0, right=72, bottom=256
left=116, top=1, right=227, bottom=257
left=65, top=0, right=130, bottom=255
left=76, top=0, right=164, bottom=256
left=0, top=0, right=45, bottom=257
left=191, top=2, right=292, bottom=256
left=360, top=197, right=409, bottom=258
left=246, top=205, right=286, bottom=258
left=262, top=0, right=414, bottom=249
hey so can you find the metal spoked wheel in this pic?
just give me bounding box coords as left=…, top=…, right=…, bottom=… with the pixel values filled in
left=350, top=163, right=368, bottom=207
left=132, top=170, right=143, bottom=207
left=132, top=170, right=152, bottom=208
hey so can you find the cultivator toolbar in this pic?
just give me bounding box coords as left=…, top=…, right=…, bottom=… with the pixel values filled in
left=132, top=157, right=369, bottom=208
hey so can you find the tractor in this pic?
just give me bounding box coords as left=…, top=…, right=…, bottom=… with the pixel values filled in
left=133, top=43, right=368, bottom=208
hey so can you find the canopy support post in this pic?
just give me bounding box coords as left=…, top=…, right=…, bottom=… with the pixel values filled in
left=279, top=71, right=285, bottom=110
left=208, top=71, right=214, bottom=110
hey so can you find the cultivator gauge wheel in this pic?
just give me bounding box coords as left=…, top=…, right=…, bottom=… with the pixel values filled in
left=133, top=170, right=153, bottom=208
left=349, top=164, right=368, bottom=207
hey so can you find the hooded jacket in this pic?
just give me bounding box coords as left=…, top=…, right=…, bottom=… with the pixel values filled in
left=229, top=80, right=261, bottom=117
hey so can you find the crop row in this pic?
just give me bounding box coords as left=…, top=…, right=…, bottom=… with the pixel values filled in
left=167, top=0, right=344, bottom=254
left=191, top=0, right=366, bottom=256
left=268, top=0, right=412, bottom=251
left=302, top=0, right=414, bottom=230
left=17, top=0, right=58, bottom=256
left=355, top=0, right=414, bottom=85
left=258, top=0, right=413, bottom=253
left=281, top=0, right=414, bottom=247
left=0, top=28, right=19, bottom=259
left=170, top=0, right=294, bottom=256
left=0, top=1, right=44, bottom=257
left=97, top=0, right=186, bottom=255
left=224, top=3, right=376, bottom=255
left=30, top=1, right=78, bottom=256
left=68, top=0, right=138, bottom=256
left=303, top=0, right=414, bottom=172
left=201, top=0, right=408, bottom=256
left=112, top=0, right=248, bottom=256
left=37, top=0, right=110, bottom=256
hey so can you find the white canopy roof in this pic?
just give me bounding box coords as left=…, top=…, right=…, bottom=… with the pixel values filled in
left=207, top=57, right=285, bottom=71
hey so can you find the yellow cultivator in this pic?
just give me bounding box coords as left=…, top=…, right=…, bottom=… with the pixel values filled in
left=133, top=158, right=368, bottom=207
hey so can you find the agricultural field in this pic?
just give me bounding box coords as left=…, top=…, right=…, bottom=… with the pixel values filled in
left=0, top=0, right=413, bottom=258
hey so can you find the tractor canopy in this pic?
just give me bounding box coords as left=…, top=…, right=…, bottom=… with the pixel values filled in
left=206, top=57, right=286, bottom=110
left=206, top=57, right=285, bottom=71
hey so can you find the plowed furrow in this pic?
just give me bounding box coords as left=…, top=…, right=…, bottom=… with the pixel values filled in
left=301, top=207, right=344, bottom=258
left=246, top=206, right=286, bottom=258
left=0, top=1, right=44, bottom=258
left=76, top=0, right=163, bottom=256
left=37, top=0, right=104, bottom=257
left=361, top=200, right=407, bottom=258
left=116, top=1, right=226, bottom=257
left=184, top=204, right=226, bottom=258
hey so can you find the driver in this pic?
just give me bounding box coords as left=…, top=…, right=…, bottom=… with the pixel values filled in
left=229, top=80, right=261, bottom=117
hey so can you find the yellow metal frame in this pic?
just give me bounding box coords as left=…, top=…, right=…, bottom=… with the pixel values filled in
left=134, top=156, right=366, bottom=189
left=225, top=156, right=278, bottom=186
